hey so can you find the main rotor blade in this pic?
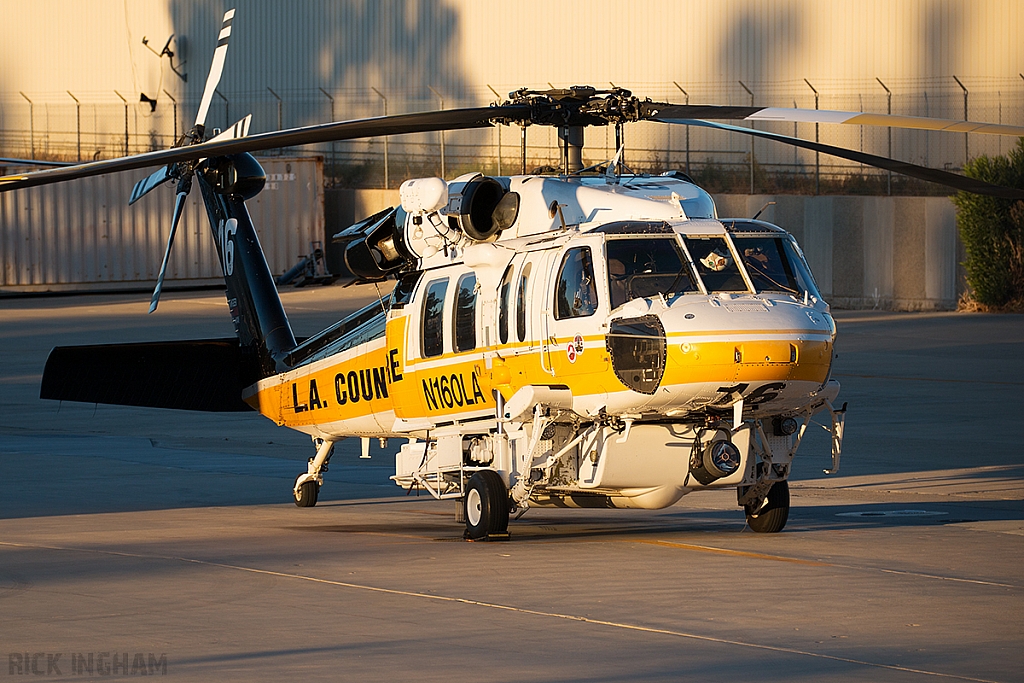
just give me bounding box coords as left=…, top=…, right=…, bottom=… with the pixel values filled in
left=149, top=189, right=190, bottom=314
left=0, top=105, right=530, bottom=193
left=195, top=8, right=235, bottom=129
left=654, top=117, right=1024, bottom=200
left=644, top=103, right=1024, bottom=137
left=0, top=157, right=74, bottom=168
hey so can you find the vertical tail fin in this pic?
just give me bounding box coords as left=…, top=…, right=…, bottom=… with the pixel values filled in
left=197, top=155, right=296, bottom=377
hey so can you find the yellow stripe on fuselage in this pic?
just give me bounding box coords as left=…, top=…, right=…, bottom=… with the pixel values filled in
left=243, top=312, right=833, bottom=433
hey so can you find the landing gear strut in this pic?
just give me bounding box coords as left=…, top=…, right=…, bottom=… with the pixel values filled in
left=293, top=438, right=335, bottom=508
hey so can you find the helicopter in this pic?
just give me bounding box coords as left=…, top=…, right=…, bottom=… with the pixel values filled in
left=5, top=10, right=1024, bottom=540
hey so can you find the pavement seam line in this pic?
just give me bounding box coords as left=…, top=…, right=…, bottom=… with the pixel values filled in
left=636, top=540, right=1018, bottom=588
left=0, top=540, right=1005, bottom=683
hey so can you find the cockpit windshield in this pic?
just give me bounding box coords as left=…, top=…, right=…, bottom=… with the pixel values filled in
left=682, top=236, right=749, bottom=292
left=606, top=238, right=696, bottom=309
left=731, top=235, right=821, bottom=299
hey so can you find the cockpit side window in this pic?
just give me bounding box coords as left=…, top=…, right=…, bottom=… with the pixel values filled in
left=683, top=236, right=749, bottom=292
left=421, top=278, right=448, bottom=358
left=555, top=247, right=598, bottom=319
left=606, top=238, right=696, bottom=309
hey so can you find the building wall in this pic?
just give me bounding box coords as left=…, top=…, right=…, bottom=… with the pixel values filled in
left=1, top=1, right=1021, bottom=170
left=0, top=157, right=325, bottom=291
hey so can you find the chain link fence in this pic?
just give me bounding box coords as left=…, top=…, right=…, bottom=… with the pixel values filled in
left=3, top=78, right=1022, bottom=193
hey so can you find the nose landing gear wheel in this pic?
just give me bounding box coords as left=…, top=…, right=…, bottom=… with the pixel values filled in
left=745, top=478, right=789, bottom=533
left=464, top=470, right=510, bottom=540
left=294, top=480, right=320, bottom=507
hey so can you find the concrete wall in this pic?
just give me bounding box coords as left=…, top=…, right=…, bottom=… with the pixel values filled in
left=327, top=189, right=962, bottom=311
left=715, top=195, right=962, bottom=310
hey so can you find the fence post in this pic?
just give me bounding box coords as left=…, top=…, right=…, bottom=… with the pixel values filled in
left=739, top=80, right=754, bottom=194
left=319, top=87, right=336, bottom=172
left=215, top=90, right=229, bottom=131
left=267, top=86, right=282, bottom=133
left=371, top=87, right=389, bottom=189
left=19, top=92, right=33, bottom=158
left=487, top=85, right=502, bottom=176
left=428, top=86, right=445, bottom=178
left=953, top=75, right=968, bottom=167
left=804, top=79, right=819, bottom=194
left=67, top=91, right=81, bottom=161
left=672, top=82, right=690, bottom=175
left=114, top=90, right=129, bottom=155
left=876, top=78, right=892, bottom=195
left=163, top=89, right=177, bottom=142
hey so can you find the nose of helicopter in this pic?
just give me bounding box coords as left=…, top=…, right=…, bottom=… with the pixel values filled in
left=661, top=296, right=835, bottom=385
left=607, top=296, right=835, bottom=396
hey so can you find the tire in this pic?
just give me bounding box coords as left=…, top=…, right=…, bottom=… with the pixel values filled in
left=464, top=470, right=510, bottom=540
left=745, top=478, right=789, bottom=533
left=294, top=480, right=319, bottom=507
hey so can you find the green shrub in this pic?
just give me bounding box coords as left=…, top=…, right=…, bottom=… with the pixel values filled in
left=951, top=139, right=1024, bottom=308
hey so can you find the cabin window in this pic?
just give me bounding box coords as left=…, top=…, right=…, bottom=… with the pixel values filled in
left=454, top=273, right=477, bottom=352
left=390, top=270, right=422, bottom=308
left=555, top=247, right=598, bottom=319
left=606, top=238, right=695, bottom=309
left=421, top=278, right=448, bottom=358
left=498, top=263, right=514, bottom=345
left=683, top=236, right=749, bottom=292
left=516, top=262, right=532, bottom=342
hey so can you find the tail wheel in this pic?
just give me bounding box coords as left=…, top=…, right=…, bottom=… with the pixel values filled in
left=745, top=478, right=789, bottom=533
left=464, top=470, right=510, bottom=540
left=294, top=480, right=319, bottom=508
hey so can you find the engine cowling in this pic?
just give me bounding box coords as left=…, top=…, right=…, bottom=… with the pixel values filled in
left=445, top=173, right=520, bottom=241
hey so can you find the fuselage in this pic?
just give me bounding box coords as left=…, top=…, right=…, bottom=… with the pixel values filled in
left=242, top=173, right=837, bottom=443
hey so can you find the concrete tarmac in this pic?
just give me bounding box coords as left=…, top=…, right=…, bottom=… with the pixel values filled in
left=1, top=288, right=1022, bottom=682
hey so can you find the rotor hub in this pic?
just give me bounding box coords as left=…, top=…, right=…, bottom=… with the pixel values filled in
left=502, top=86, right=643, bottom=128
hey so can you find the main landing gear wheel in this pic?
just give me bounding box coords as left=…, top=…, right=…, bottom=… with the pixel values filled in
left=294, top=480, right=320, bottom=508
left=745, top=478, right=789, bottom=533
left=464, top=470, right=510, bottom=540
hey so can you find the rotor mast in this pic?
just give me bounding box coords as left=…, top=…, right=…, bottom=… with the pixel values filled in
left=559, top=125, right=584, bottom=174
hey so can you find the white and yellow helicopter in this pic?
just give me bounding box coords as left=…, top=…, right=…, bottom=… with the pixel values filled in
left=5, top=10, right=1024, bottom=539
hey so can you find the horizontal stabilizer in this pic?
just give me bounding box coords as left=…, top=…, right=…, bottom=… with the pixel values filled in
left=40, top=338, right=260, bottom=412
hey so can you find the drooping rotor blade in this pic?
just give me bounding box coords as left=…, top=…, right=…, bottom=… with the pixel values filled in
left=655, top=117, right=1024, bottom=200
left=644, top=103, right=1024, bottom=137
left=0, top=157, right=74, bottom=168
left=149, top=187, right=190, bottom=314
left=0, top=105, right=530, bottom=193
left=195, top=8, right=235, bottom=129
left=129, top=165, right=173, bottom=205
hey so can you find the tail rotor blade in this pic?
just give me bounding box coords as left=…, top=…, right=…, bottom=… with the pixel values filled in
left=195, top=8, right=235, bottom=129
left=207, top=114, right=252, bottom=144
left=149, top=189, right=190, bottom=314
left=129, top=165, right=173, bottom=205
